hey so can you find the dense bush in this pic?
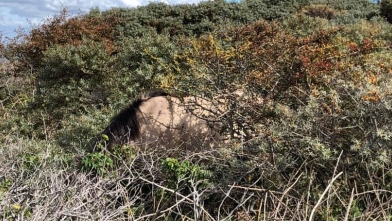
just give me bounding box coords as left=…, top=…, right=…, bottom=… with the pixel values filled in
left=381, top=0, right=392, bottom=23
left=310, top=0, right=379, bottom=18
left=2, top=0, right=392, bottom=220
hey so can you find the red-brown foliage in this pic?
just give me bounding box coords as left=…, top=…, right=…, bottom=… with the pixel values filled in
left=6, top=9, right=120, bottom=71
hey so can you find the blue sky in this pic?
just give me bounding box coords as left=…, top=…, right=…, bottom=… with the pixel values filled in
left=0, top=0, right=205, bottom=39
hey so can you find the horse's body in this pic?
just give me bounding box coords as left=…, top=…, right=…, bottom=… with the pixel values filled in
left=103, top=91, right=221, bottom=149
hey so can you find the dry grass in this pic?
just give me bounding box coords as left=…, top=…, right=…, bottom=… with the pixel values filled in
left=1, top=137, right=392, bottom=220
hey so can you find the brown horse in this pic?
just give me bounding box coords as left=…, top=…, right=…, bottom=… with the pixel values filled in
left=102, top=91, right=222, bottom=149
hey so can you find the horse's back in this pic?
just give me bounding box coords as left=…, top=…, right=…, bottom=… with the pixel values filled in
left=137, top=96, right=218, bottom=148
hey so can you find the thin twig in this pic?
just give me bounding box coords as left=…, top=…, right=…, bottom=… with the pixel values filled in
left=275, top=172, right=303, bottom=217
left=343, top=188, right=355, bottom=221
left=309, top=171, right=343, bottom=221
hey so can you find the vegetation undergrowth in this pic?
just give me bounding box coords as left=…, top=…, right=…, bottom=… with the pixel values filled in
left=1, top=0, right=392, bottom=219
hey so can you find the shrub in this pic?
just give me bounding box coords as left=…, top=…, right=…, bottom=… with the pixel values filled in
left=2, top=9, right=119, bottom=72
left=310, top=0, right=379, bottom=20
left=2, top=1, right=392, bottom=219
left=381, top=0, right=392, bottom=23
left=82, top=152, right=113, bottom=175
left=162, top=158, right=212, bottom=186
left=301, top=4, right=338, bottom=19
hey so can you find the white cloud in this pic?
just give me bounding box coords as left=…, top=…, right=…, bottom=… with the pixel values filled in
left=44, top=0, right=65, bottom=11
left=120, top=0, right=143, bottom=8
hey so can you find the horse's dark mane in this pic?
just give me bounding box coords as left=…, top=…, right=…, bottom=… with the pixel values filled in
left=148, top=90, right=169, bottom=98
left=103, top=90, right=169, bottom=148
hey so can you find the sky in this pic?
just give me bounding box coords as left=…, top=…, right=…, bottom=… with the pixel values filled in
left=0, top=0, right=205, bottom=39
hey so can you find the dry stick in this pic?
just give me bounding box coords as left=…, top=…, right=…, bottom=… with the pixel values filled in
left=228, top=185, right=303, bottom=200
left=189, top=179, right=206, bottom=221
left=41, top=112, right=48, bottom=140
left=354, top=189, right=392, bottom=196
left=255, top=195, right=263, bottom=221
left=308, top=171, right=343, bottom=221
left=366, top=162, right=389, bottom=219
left=263, top=192, right=268, bottom=221
left=218, top=184, right=234, bottom=220
left=326, top=151, right=344, bottom=220
left=333, top=151, right=343, bottom=181
left=228, top=185, right=267, bottom=192
left=274, top=172, right=303, bottom=219
left=222, top=192, right=255, bottom=221
left=228, top=184, right=300, bottom=220
left=305, top=169, right=314, bottom=218
left=138, top=176, right=215, bottom=221
left=134, top=192, right=194, bottom=221
left=343, top=188, right=355, bottom=221
left=296, top=195, right=306, bottom=220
